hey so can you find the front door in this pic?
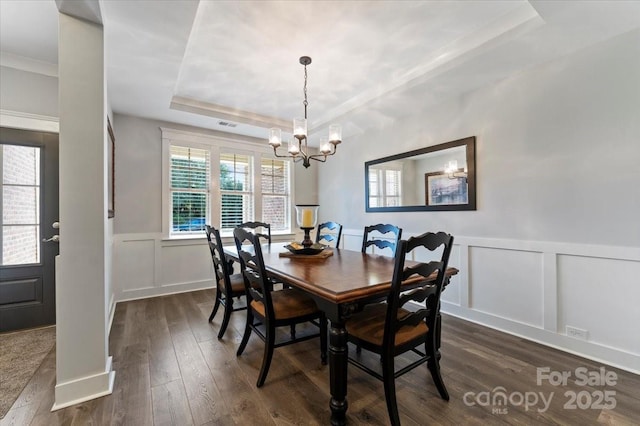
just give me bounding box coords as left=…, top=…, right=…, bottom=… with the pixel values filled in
left=0, top=127, right=59, bottom=332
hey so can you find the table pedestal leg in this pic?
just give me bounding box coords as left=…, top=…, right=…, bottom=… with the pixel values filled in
left=329, top=320, right=348, bottom=425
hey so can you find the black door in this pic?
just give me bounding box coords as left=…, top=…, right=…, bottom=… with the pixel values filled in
left=0, top=127, right=59, bottom=332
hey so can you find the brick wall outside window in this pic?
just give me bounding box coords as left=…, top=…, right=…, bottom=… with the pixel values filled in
left=2, top=144, right=40, bottom=265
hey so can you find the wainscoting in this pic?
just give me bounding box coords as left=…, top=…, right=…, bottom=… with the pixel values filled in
left=113, top=230, right=640, bottom=373
left=112, top=232, right=297, bottom=302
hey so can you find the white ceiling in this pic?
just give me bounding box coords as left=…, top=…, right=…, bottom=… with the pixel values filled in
left=1, top=0, right=639, bottom=144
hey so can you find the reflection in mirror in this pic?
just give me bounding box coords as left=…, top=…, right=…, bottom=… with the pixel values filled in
left=365, top=137, right=475, bottom=212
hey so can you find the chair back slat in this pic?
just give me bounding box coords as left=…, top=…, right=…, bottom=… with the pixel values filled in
left=362, top=223, right=402, bottom=256
left=398, top=284, right=438, bottom=308
left=316, top=221, right=343, bottom=248
left=233, top=227, right=274, bottom=319
left=238, top=221, right=272, bottom=244
left=396, top=308, right=429, bottom=329
left=384, top=232, right=454, bottom=349
left=401, top=261, right=443, bottom=282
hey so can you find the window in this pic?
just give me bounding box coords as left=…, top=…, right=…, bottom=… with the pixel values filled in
left=368, top=166, right=402, bottom=208
left=170, top=145, right=209, bottom=234
left=220, top=153, right=253, bottom=233
left=162, top=129, right=294, bottom=238
left=261, top=158, right=290, bottom=232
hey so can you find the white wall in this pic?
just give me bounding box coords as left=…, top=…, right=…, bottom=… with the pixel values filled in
left=55, top=12, right=114, bottom=409
left=111, top=114, right=318, bottom=301
left=319, top=29, right=640, bottom=372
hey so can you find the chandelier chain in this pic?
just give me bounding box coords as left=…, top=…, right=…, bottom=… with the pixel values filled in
left=303, top=64, right=308, bottom=119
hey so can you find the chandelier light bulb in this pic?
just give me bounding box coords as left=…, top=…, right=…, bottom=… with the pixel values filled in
left=329, top=124, right=342, bottom=144
left=288, top=143, right=300, bottom=155
left=269, top=128, right=282, bottom=147
left=320, top=138, right=331, bottom=155
left=293, top=118, right=307, bottom=139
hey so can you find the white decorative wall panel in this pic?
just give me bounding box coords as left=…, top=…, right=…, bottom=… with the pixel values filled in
left=558, top=254, right=640, bottom=355
left=115, top=238, right=155, bottom=292
left=469, top=247, right=544, bottom=327
left=441, top=245, right=462, bottom=306
left=114, top=234, right=214, bottom=301
left=160, top=243, right=211, bottom=287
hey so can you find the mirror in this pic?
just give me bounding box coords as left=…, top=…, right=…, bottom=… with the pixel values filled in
left=365, top=136, right=476, bottom=212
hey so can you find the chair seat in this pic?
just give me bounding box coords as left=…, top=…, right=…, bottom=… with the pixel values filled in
left=250, top=289, right=319, bottom=320
left=346, top=303, right=428, bottom=348
left=221, top=272, right=246, bottom=294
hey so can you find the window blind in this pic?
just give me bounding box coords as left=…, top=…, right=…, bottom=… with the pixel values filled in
left=170, top=145, right=210, bottom=233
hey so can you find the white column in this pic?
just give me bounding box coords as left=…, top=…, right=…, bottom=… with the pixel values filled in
left=53, top=11, right=114, bottom=410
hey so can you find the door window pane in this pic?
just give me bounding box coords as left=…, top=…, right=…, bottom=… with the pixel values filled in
left=1, top=144, right=41, bottom=265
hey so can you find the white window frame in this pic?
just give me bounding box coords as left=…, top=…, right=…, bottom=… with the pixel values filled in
left=259, top=154, right=292, bottom=233
left=161, top=128, right=295, bottom=239
left=218, top=149, right=255, bottom=234
left=369, top=163, right=403, bottom=208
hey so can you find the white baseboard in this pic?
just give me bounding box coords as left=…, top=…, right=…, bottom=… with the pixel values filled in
left=117, top=279, right=213, bottom=303
left=52, top=356, right=115, bottom=411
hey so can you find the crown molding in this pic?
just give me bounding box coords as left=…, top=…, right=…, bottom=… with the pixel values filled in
left=0, top=51, right=58, bottom=77
left=170, top=95, right=290, bottom=130
left=0, top=109, right=59, bottom=133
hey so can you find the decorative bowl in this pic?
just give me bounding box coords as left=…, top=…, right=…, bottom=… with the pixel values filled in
left=285, top=243, right=326, bottom=255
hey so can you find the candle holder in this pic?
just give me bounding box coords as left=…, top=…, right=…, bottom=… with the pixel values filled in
left=295, top=204, right=319, bottom=248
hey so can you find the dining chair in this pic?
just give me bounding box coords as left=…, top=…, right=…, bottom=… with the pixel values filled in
left=361, top=223, right=402, bottom=256
left=346, top=231, right=454, bottom=426
left=205, top=225, right=247, bottom=339
left=316, top=221, right=343, bottom=248
left=234, top=227, right=327, bottom=387
left=237, top=221, right=272, bottom=244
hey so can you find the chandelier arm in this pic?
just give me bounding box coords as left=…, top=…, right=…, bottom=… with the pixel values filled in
left=309, top=155, right=328, bottom=163
left=271, top=149, right=293, bottom=159
left=308, top=143, right=338, bottom=160
left=308, top=147, right=336, bottom=161
left=272, top=148, right=309, bottom=163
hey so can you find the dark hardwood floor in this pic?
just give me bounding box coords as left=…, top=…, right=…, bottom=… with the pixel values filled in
left=2, top=289, right=639, bottom=425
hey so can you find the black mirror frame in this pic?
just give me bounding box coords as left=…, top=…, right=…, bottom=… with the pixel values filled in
left=365, top=136, right=476, bottom=212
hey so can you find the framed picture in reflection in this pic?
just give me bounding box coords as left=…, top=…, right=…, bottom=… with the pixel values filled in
left=425, top=171, right=468, bottom=206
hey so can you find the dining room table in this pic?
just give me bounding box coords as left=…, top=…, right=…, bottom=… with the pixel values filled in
left=224, top=241, right=458, bottom=425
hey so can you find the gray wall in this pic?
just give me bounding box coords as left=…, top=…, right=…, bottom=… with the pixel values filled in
left=318, top=29, right=640, bottom=247
left=0, top=66, right=58, bottom=117
left=112, top=114, right=318, bottom=235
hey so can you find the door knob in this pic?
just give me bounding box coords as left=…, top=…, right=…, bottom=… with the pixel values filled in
left=43, top=235, right=59, bottom=243
left=52, top=221, right=60, bottom=229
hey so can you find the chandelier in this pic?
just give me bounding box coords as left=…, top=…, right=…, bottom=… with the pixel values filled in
left=268, top=56, right=342, bottom=168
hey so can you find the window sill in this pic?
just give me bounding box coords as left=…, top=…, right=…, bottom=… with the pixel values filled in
left=161, top=234, right=207, bottom=246
left=162, top=232, right=298, bottom=244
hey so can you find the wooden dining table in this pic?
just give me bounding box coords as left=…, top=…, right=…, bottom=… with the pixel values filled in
left=224, top=242, right=458, bottom=425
